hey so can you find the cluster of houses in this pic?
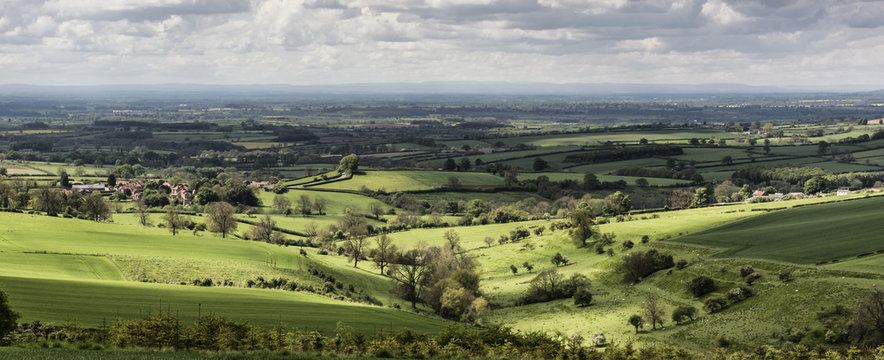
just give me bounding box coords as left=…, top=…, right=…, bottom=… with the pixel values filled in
left=65, top=179, right=274, bottom=207
left=745, top=188, right=855, bottom=203
left=66, top=180, right=196, bottom=207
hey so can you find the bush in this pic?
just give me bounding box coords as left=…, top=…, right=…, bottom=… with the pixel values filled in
left=688, top=276, right=716, bottom=297
left=574, top=288, right=593, bottom=307
left=671, top=305, right=697, bottom=324
left=676, top=259, right=688, bottom=270
left=704, top=297, right=728, bottom=313
left=779, top=271, right=793, bottom=282
left=619, top=250, right=675, bottom=283
left=740, top=265, right=755, bottom=277
left=746, top=272, right=761, bottom=285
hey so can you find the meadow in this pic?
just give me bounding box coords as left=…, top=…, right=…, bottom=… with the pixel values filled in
left=0, top=212, right=447, bottom=333
left=673, top=195, right=884, bottom=264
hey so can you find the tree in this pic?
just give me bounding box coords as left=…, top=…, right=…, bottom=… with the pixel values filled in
left=603, top=191, right=631, bottom=215
left=107, top=173, right=117, bottom=188
left=721, top=155, right=733, bottom=165
left=483, top=236, right=494, bottom=248
left=372, top=234, right=396, bottom=274
left=510, top=264, right=519, bottom=275
left=195, top=187, right=220, bottom=206
left=338, top=208, right=368, bottom=239
left=0, top=288, right=19, bottom=341
left=313, top=197, right=327, bottom=215
left=338, top=154, right=359, bottom=174
left=739, top=184, right=753, bottom=199
left=635, top=178, right=649, bottom=187
left=135, top=201, right=151, bottom=226
left=805, top=176, right=829, bottom=195
left=390, top=248, right=431, bottom=309
left=59, top=170, right=70, bottom=188
left=272, top=195, right=291, bottom=214
left=443, top=230, right=461, bottom=253
left=552, top=252, right=565, bottom=266
left=642, top=293, right=666, bottom=330
left=533, top=157, right=549, bottom=171
left=205, top=202, right=237, bottom=238
left=458, top=158, right=472, bottom=171
left=163, top=207, right=184, bottom=236
left=443, top=158, right=457, bottom=171
left=690, top=187, right=713, bottom=207
left=523, top=262, right=534, bottom=273
left=33, top=187, right=64, bottom=216
left=628, top=315, right=643, bottom=334
left=818, top=140, right=830, bottom=155
left=369, top=202, right=385, bottom=219
left=672, top=305, right=697, bottom=324
left=569, top=205, right=597, bottom=247
left=850, top=289, right=884, bottom=345
left=583, top=173, right=601, bottom=190
left=574, top=287, right=593, bottom=307
left=688, top=276, right=716, bottom=297
left=247, top=215, right=286, bottom=244
left=347, top=236, right=368, bottom=268
left=80, top=192, right=111, bottom=222
left=297, top=194, right=312, bottom=215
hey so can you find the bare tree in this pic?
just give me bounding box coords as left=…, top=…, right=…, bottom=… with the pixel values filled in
left=443, top=229, right=461, bottom=253
left=372, top=234, right=397, bottom=274
left=163, top=207, right=184, bottom=236
left=369, top=202, right=385, bottom=219
left=205, top=201, right=238, bottom=238
left=135, top=202, right=151, bottom=226
left=272, top=195, right=291, bottom=214
left=312, top=197, right=326, bottom=215
left=247, top=215, right=286, bottom=244
left=390, top=248, right=431, bottom=309
left=642, top=293, right=666, bottom=330
left=297, top=194, right=312, bottom=215
left=347, top=236, right=368, bottom=268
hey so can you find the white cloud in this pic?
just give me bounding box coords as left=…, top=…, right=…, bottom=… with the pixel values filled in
left=0, top=0, right=880, bottom=87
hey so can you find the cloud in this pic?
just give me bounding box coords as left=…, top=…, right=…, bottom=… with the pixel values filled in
left=0, top=0, right=880, bottom=87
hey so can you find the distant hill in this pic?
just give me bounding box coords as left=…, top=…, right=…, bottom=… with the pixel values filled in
left=0, top=82, right=879, bottom=98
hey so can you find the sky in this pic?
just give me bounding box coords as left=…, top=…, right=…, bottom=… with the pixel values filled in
left=0, top=0, right=883, bottom=88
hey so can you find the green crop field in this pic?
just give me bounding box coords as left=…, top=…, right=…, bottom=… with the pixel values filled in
left=500, top=129, right=734, bottom=147
left=518, top=172, right=689, bottom=186
left=313, top=171, right=504, bottom=192
left=673, top=195, right=884, bottom=264
left=256, top=189, right=390, bottom=215
left=0, top=213, right=447, bottom=333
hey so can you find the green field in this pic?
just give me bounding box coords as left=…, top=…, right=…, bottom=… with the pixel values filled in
left=314, top=171, right=504, bottom=192
left=673, top=195, right=884, bottom=264
left=500, top=129, right=734, bottom=147
left=0, top=212, right=446, bottom=333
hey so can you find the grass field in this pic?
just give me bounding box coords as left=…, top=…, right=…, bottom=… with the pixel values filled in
left=0, top=213, right=447, bottom=333
left=673, top=195, right=884, bottom=264
left=500, top=129, right=734, bottom=147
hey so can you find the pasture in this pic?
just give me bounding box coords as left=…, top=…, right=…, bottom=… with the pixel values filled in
left=0, top=212, right=447, bottom=333
left=673, top=195, right=884, bottom=264
left=314, top=171, right=504, bottom=192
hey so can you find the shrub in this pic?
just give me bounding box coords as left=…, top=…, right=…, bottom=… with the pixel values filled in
left=676, top=259, right=688, bottom=270
left=573, top=288, right=593, bottom=307
left=704, top=297, right=728, bottom=313
left=688, top=276, right=716, bottom=297
left=740, top=265, right=755, bottom=277
left=746, top=272, right=761, bottom=285
left=672, top=305, right=697, bottom=324
left=779, top=271, right=793, bottom=282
